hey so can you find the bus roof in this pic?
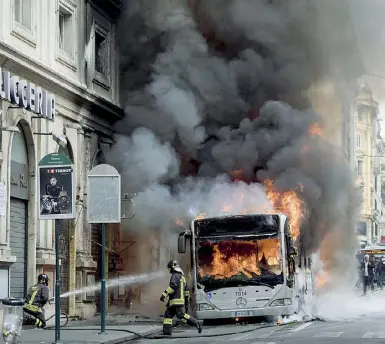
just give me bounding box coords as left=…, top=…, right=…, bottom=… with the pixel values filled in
left=193, top=213, right=286, bottom=221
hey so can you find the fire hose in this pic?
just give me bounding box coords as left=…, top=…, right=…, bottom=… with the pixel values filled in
left=43, top=318, right=319, bottom=339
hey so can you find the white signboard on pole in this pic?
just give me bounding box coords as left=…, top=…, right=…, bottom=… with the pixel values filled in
left=87, top=164, right=121, bottom=224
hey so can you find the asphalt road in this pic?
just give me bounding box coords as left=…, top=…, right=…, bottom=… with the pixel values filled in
left=134, top=317, right=385, bottom=344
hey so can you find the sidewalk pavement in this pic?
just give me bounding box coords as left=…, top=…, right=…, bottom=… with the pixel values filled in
left=0, top=324, right=162, bottom=344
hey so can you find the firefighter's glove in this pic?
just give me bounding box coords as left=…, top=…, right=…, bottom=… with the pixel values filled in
left=160, top=294, right=166, bottom=302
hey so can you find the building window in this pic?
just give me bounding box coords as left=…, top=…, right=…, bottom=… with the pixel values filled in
left=356, top=133, right=361, bottom=149
left=58, top=7, right=73, bottom=56
left=382, top=183, right=385, bottom=203
left=91, top=13, right=112, bottom=89
left=357, top=160, right=363, bottom=176
left=358, top=109, right=364, bottom=121
left=14, top=0, right=32, bottom=30
left=95, top=31, right=109, bottom=78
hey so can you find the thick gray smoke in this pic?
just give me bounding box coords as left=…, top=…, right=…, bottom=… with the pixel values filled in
left=107, top=0, right=367, bottom=260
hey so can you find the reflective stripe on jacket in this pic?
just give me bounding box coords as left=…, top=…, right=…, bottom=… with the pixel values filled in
left=24, top=283, right=49, bottom=312
left=162, top=272, right=188, bottom=306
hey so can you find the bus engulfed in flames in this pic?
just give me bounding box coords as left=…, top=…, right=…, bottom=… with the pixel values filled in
left=190, top=120, right=329, bottom=293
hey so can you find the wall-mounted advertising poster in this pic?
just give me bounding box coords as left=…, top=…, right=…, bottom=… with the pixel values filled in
left=37, top=153, right=75, bottom=220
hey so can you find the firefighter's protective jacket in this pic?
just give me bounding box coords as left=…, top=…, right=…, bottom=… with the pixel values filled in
left=24, top=283, right=49, bottom=313
left=162, top=271, right=190, bottom=307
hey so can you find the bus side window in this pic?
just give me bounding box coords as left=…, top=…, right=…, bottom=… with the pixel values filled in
left=190, top=239, right=196, bottom=293
left=285, top=234, right=296, bottom=288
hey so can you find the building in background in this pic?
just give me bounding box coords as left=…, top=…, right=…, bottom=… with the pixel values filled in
left=354, top=84, right=379, bottom=247
left=0, top=0, right=123, bottom=319
left=375, top=135, right=385, bottom=244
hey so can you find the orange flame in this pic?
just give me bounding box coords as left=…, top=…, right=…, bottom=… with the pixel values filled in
left=315, top=233, right=333, bottom=290
left=315, top=273, right=329, bottom=289
left=174, top=218, right=184, bottom=226
left=199, top=238, right=282, bottom=279
left=264, top=180, right=304, bottom=241
left=308, top=123, right=322, bottom=137
left=231, top=169, right=244, bottom=180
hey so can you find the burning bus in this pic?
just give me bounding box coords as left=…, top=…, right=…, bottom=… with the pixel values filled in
left=177, top=213, right=313, bottom=321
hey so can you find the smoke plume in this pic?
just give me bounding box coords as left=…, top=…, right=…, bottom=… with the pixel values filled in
left=107, top=0, right=368, bottom=265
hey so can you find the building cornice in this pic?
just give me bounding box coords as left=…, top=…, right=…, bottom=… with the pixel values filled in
left=0, top=41, right=124, bottom=125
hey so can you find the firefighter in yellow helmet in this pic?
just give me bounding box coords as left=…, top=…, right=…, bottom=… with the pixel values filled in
left=160, top=260, right=203, bottom=335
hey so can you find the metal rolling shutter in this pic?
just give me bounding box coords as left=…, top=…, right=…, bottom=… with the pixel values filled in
left=9, top=198, right=27, bottom=298
left=58, top=220, right=70, bottom=312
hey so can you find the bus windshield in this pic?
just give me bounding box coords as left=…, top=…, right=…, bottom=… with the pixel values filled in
left=196, top=236, right=284, bottom=291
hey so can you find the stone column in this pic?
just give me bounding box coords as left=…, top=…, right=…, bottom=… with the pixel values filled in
left=74, top=127, right=97, bottom=318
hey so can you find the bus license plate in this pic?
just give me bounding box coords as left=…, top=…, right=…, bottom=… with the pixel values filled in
left=231, top=311, right=253, bottom=317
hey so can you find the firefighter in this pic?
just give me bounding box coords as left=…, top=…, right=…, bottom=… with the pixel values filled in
left=160, top=260, right=203, bottom=335
left=23, top=274, right=50, bottom=328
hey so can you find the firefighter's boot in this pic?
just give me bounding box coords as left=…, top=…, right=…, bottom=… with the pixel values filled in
left=178, top=319, right=188, bottom=328
left=197, top=320, right=203, bottom=334
left=163, top=318, right=173, bottom=336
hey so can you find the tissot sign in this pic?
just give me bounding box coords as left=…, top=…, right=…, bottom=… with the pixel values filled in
left=0, top=67, right=55, bottom=121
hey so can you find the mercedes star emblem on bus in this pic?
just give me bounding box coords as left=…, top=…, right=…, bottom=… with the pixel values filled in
left=236, top=297, right=247, bottom=308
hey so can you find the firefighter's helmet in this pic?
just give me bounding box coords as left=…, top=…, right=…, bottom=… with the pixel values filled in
left=167, top=260, right=179, bottom=273
left=38, top=273, right=49, bottom=286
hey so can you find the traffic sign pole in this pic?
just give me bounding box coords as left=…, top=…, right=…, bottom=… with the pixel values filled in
left=100, top=223, right=106, bottom=334
left=55, top=219, right=61, bottom=342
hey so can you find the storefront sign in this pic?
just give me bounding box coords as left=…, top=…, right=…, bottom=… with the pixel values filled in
left=10, top=173, right=27, bottom=188
left=0, top=67, right=55, bottom=121
left=37, top=153, right=75, bottom=220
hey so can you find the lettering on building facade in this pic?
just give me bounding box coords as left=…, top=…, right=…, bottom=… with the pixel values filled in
left=0, top=67, right=55, bottom=121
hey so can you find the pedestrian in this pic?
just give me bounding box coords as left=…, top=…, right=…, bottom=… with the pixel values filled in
left=369, top=256, right=376, bottom=291
left=376, top=258, right=385, bottom=289
left=160, top=260, right=203, bottom=335
left=361, top=254, right=375, bottom=295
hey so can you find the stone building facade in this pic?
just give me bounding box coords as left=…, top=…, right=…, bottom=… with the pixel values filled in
left=354, top=84, right=379, bottom=246
left=0, top=0, right=123, bottom=318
